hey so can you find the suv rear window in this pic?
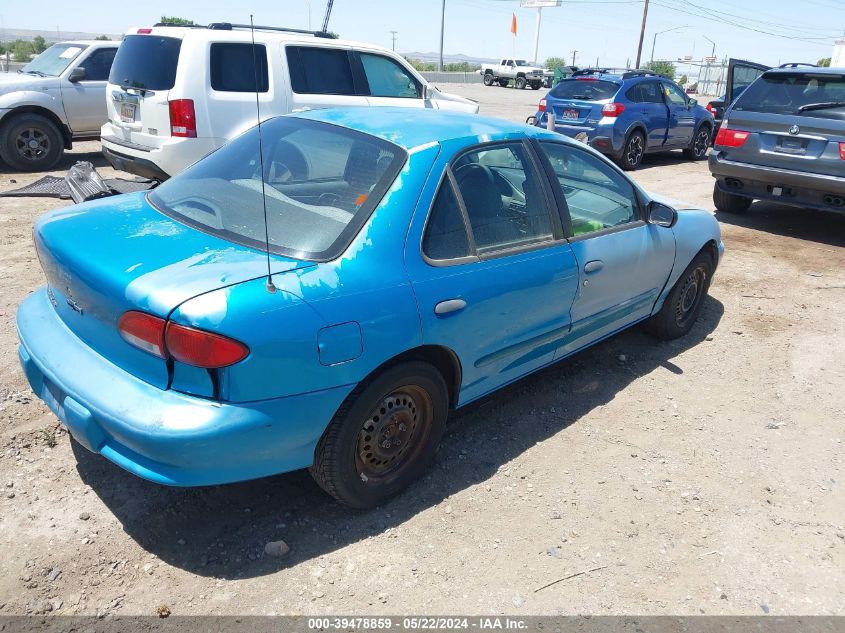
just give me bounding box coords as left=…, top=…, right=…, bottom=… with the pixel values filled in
left=109, top=34, right=181, bottom=90
left=286, top=46, right=358, bottom=95
left=148, top=117, right=406, bottom=261
left=550, top=79, right=619, bottom=101
left=210, top=43, right=268, bottom=93
left=734, top=72, right=845, bottom=118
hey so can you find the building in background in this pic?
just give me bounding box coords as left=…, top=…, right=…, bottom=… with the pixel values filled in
left=833, top=39, right=845, bottom=67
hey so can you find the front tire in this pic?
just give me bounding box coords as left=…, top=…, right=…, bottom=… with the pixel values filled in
left=0, top=113, right=63, bottom=172
left=713, top=184, right=752, bottom=213
left=515, top=76, right=527, bottom=89
left=683, top=125, right=711, bottom=160
left=645, top=250, right=714, bottom=340
left=616, top=130, right=645, bottom=171
left=483, top=72, right=495, bottom=86
left=310, top=362, right=448, bottom=509
left=498, top=78, right=509, bottom=87
left=530, top=81, right=542, bottom=90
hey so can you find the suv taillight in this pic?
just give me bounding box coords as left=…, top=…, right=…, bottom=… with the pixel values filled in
left=118, top=311, right=249, bottom=368
left=705, top=102, right=715, bottom=116
left=839, top=142, right=845, bottom=160
left=602, top=102, right=625, bottom=117
left=714, top=125, right=750, bottom=148
left=169, top=99, right=197, bottom=138
left=539, top=98, right=547, bottom=112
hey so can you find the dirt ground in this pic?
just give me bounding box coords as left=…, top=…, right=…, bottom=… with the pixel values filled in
left=0, top=84, right=843, bottom=617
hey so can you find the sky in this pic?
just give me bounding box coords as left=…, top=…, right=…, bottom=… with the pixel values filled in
left=2, top=0, right=843, bottom=71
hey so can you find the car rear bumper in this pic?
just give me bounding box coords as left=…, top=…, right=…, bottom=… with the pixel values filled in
left=710, top=152, right=845, bottom=212
left=17, top=288, right=354, bottom=487
left=531, top=114, right=618, bottom=153
left=100, top=129, right=221, bottom=180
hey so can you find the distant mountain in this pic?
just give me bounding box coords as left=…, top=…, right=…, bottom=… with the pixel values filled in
left=1, top=27, right=121, bottom=43
left=402, top=51, right=499, bottom=65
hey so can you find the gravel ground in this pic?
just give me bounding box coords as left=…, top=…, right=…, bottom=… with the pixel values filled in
left=0, top=84, right=843, bottom=617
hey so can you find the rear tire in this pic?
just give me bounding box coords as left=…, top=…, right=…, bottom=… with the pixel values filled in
left=0, top=113, right=63, bottom=172
left=498, top=78, right=509, bottom=87
left=530, top=81, right=542, bottom=90
left=515, top=76, right=527, bottom=89
left=713, top=184, right=752, bottom=213
left=645, top=250, right=714, bottom=340
left=616, top=130, right=645, bottom=171
left=483, top=72, right=494, bottom=86
left=683, top=125, right=711, bottom=160
left=310, top=362, right=448, bottom=509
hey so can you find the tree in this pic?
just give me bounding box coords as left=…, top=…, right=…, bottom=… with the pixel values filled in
left=405, top=57, right=436, bottom=72
left=95, top=35, right=111, bottom=41
left=160, top=15, right=194, bottom=25
left=32, top=36, right=48, bottom=54
left=817, top=57, right=831, bottom=67
left=678, top=74, right=688, bottom=86
left=12, top=40, right=34, bottom=62
left=643, top=60, right=675, bottom=80
left=544, top=56, right=569, bottom=70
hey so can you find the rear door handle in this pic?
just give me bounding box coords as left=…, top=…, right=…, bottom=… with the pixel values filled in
left=584, top=260, right=604, bottom=274
left=434, top=299, right=467, bottom=315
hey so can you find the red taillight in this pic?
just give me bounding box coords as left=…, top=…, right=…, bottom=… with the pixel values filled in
left=714, top=126, right=750, bottom=148
left=169, top=99, right=197, bottom=138
left=602, top=102, right=625, bottom=117
left=119, top=311, right=249, bottom=368
left=705, top=102, right=715, bottom=116
left=538, top=98, right=547, bottom=112
left=137, top=28, right=153, bottom=34
left=165, top=323, right=249, bottom=369
left=839, top=142, right=845, bottom=160
left=118, top=311, right=166, bottom=358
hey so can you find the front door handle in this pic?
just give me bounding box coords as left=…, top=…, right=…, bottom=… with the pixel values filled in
left=584, top=260, right=604, bottom=274
left=434, top=299, right=467, bottom=315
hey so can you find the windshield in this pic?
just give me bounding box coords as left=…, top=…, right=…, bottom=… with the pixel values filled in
left=734, top=72, right=845, bottom=118
left=109, top=35, right=181, bottom=90
left=148, top=117, right=407, bottom=261
left=550, top=79, right=619, bottom=101
left=21, top=44, right=87, bottom=77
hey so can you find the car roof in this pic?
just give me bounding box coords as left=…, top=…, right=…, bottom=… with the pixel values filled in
left=60, top=40, right=117, bottom=46
left=289, top=107, right=563, bottom=151
left=764, top=65, right=845, bottom=76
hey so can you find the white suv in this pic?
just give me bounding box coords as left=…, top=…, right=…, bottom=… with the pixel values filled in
left=101, top=23, right=479, bottom=180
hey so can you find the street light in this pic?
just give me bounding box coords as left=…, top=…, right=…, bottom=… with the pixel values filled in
left=703, top=35, right=716, bottom=59
left=650, top=25, right=688, bottom=64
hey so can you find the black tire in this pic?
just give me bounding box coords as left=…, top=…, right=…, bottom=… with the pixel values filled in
left=616, top=130, right=645, bottom=171
left=645, top=250, right=714, bottom=340
left=544, top=78, right=553, bottom=88
left=515, top=76, right=527, bottom=89
left=683, top=125, right=711, bottom=160
left=0, top=113, right=64, bottom=172
left=310, top=361, right=448, bottom=509
left=498, top=78, right=509, bottom=88
left=530, top=81, right=542, bottom=90
left=713, top=184, right=752, bottom=214
left=483, top=72, right=495, bottom=86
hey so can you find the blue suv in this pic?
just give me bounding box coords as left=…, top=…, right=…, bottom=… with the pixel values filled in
left=529, top=69, right=715, bottom=170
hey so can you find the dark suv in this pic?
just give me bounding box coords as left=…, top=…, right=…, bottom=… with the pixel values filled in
left=709, top=65, right=845, bottom=214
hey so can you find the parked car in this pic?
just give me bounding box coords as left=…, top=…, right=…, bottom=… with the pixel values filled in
left=710, top=64, right=845, bottom=214
left=101, top=23, right=478, bottom=181
left=0, top=40, right=119, bottom=171
left=480, top=58, right=546, bottom=90
left=528, top=68, right=715, bottom=170
left=18, top=107, right=722, bottom=508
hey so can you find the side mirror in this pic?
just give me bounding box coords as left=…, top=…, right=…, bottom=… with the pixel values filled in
left=68, top=67, right=86, bottom=82
left=647, top=201, right=677, bottom=228
left=687, top=97, right=697, bottom=108
left=525, top=115, right=538, bottom=126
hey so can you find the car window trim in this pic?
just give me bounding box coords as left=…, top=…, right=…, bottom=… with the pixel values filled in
left=419, top=139, right=566, bottom=267
left=533, top=139, right=647, bottom=240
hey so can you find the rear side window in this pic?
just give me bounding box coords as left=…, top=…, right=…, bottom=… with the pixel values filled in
left=734, top=73, right=845, bottom=118
left=109, top=35, right=181, bottom=90
left=550, top=79, right=618, bottom=101
left=423, top=180, right=470, bottom=260
left=210, top=43, right=268, bottom=92
left=627, top=81, right=663, bottom=104
left=286, top=46, right=356, bottom=95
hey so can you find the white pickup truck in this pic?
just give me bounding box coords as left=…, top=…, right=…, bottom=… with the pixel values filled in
left=0, top=40, right=119, bottom=171
left=480, top=59, right=548, bottom=90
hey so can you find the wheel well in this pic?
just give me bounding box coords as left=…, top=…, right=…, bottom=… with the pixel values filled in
left=371, top=345, right=462, bottom=409
left=3, top=106, right=72, bottom=149
left=516, top=72, right=526, bottom=78
left=702, top=239, right=719, bottom=265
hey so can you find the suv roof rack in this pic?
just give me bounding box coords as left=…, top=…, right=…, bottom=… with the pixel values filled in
left=777, top=62, right=818, bottom=69
left=571, top=67, right=661, bottom=79
left=152, top=22, right=334, bottom=38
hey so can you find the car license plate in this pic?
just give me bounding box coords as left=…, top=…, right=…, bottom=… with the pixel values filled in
left=119, top=102, right=136, bottom=123
left=563, top=108, right=579, bottom=120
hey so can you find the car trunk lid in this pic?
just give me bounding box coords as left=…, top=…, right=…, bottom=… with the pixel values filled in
left=546, top=78, right=620, bottom=126
left=33, top=191, right=311, bottom=389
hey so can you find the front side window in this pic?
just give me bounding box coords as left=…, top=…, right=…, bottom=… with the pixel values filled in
left=210, top=43, right=268, bottom=92
left=540, top=142, right=639, bottom=236
left=286, top=46, right=356, bottom=95
left=77, top=48, right=116, bottom=81
left=360, top=53, right=421, bottom=98
left=22, top=44, right=87, bottom=77
left=149, top=117, right=406, bottom=261
left=663, top=82, right=688, bottom=106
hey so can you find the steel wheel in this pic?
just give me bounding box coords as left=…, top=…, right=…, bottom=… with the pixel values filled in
left=674, top=265, right=707, bottom=329
left=0, top=113, right=63, bottom=171
left=355, top=386, right=433, bottom=485
left=644, top=250, right=714, bottom=340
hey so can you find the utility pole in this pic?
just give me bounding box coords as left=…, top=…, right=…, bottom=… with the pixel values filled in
left=703, top=35, right=716, bottom=58
left=390, top=30, right=398, bottom=51
left=634, top=0, right=649, bottom=69
left=570, top=49, right=577, bottom=66
left=438, top=0, right=446, bottom=72
left=532, top=7, right=543, bottom=64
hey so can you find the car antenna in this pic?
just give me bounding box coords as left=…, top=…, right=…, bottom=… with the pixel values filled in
left=250, top=14, right=276, bottom=294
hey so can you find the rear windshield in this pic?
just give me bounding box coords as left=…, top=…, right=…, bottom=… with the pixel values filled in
left=734, top=72, right=845, bottom=118
left=550, top=79, right=619, bottom=101
left=148, top=117, right=407, bottom=261
left=109, top=34, right=181, bottom=90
